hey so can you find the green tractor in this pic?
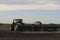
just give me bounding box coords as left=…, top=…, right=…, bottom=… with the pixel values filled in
left=11, top=19, right=43, bottom=32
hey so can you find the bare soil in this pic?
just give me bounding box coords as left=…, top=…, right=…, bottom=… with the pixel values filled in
left=0, top=31, right=60, bottom=40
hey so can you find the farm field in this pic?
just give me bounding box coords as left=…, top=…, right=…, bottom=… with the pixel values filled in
left=0, top=31, right=60, bottom=40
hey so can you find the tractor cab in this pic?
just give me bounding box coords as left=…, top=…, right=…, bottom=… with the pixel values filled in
left=11, top=19, right=23, bottom=31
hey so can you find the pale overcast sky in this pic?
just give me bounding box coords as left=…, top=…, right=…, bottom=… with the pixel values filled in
left=0, top=0, right=60, bottom=24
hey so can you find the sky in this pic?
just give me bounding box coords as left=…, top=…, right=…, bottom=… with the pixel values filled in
left=0, top=0, right=60, bottom=24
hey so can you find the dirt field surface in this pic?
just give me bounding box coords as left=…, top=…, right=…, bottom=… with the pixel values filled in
left=0, top=31, right=60, bottom=40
